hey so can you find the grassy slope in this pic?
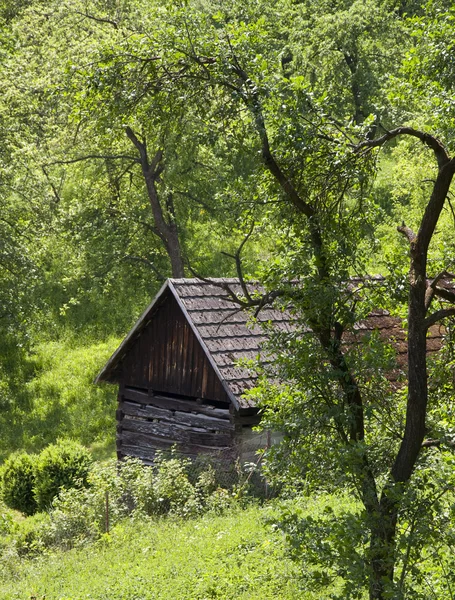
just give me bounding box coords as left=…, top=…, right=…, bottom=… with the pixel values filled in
left=2, top=506, right=309, bottom=600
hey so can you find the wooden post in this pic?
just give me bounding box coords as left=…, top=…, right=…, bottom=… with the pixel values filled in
left=105, top=490, right=110, bottom=534
left=265, top=430, right=271, bottom=499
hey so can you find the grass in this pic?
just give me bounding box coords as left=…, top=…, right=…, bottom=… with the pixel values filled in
left=1, top=505, right=308, bottom=600
left=0, top=337, right=120, bottom=462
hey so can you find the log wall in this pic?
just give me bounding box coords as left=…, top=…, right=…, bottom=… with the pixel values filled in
left=117, top=386, right=235, bottom=462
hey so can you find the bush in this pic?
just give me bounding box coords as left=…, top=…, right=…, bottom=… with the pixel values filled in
left=0, top=452, right=37, bottom=515
left=0, top=454, right=240, bottom=556
left=42, top=486, right=100, bottom=550
left=12, top=511, right=50, bottom=556
left=0, top=500, right=16, bottom=535
left=33, top=439, right=92, bottom=511
left=153, top=454, right=197, bottom=515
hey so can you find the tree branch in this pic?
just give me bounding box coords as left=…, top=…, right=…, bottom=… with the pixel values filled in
left=44, top=154, right=139, bottom=166
left=355, top=127, right=450, bottom=169
left=424, top=307, right=455, bottom=329
left=433, top=285, right=455, bottom=304
left=422, top=437, right=455, bottom=448
left=42, top=166, right=62, bottom=204
left=221, top=223, right=255, bottom=304
left=397, top=222, right=417, bottom=244
left=122, top=255, right=165, bottom=281
left=425, top=271, right=454, bottom=311
left=74, top=10, right=119, bottom=29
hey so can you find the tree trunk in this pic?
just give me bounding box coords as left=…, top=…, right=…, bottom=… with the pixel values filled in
left=125, top=127, right=185, bottom=278
left=368, top=491, right=399, bottom=599
left=165, top=221, right=185, bottom=278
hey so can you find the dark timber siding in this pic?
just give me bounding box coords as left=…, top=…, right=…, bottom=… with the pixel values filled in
left=121, top=291, right=230, bottom=403
left=117, top=387, right=234, bottom=462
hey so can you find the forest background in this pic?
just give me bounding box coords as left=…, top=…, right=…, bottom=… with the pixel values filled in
left=2, top=0, right=455, bottom=598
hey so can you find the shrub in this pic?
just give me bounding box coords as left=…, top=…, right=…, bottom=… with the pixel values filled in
left=0, top=454, right=241, bottom=556
left=0, top=452, right=37, bottom=515
left=42, top=486, right=100, bottom=550
left=12, top=511, right=50, bottom=556
left=33, top=439, right=92, bottom=511
left=0, top=500, right=16, bottom=535
left=153, top=454, right=197, bottom=515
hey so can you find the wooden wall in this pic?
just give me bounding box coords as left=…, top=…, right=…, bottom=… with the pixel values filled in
left=120, top=291, right=230, bottom=404
left=116, top=290, right=263, bottom=462
left=117, top=386, right=234, bottom=461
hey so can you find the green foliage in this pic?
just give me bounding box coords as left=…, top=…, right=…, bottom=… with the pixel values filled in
left=33, top=439, right=92, bottom=511
left=271, top=495, right=368, bottom=599
left=0, top=499, right=16, bottom=536
left=0, top=452, right=37, bottom=516
left=1, top=1, right=455, bottom=597
left=0, top=337, right=118, bottom=461
left=0, top=504, right=303, bottom=600
left=7, top=512, right=51, bottom=557
left=43, top=455, right=237, bottom=550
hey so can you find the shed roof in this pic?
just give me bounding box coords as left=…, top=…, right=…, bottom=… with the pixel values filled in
left=96, top=278, right=288, bottom=409
left=96, top=278, right=445, bottom=409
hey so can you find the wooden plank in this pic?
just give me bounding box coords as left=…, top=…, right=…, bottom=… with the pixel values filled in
left=122, top=416, right=232, bottom=446
left=174, top=410, right=234, bottom=432
left=171, top=309, right=180, bottom=392
left=187, top=318, right=195, bottom=395
left=151, top=395, right=231, bottom=419
left=121, top=443, right=161, bottom=462
left=121, top=443, right=205, bottom=463
left=121, top=401, right=234, bottom=432
left=181, top=319, right=190, bottom=396
left=201, top=360, right=209, bottom=399
left=168, top=281, right=240, bottom=409
left=122, top=401, right=172, bottom=422
left=164, top=302, right=172, bottom=387
left=123, top=387, right=231, bottom=419
left=123, top=387, right=148, bottom=403
left=121, top=431, right=231, bottom=454
left=95, top=280, right=169, bottom=384
left=157, top=301, right=166, bottom=389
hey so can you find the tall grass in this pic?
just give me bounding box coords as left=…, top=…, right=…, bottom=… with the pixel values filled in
left=0, top=337, right=120, bottom=462
left=2, top=506, right=306, bottom=600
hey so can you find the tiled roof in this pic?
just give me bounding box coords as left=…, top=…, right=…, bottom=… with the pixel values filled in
left=171, top=278, right=446, bottom=401
left=97, top=278, right=446, bottom=409
left=171, top=278, right=291, bottom=408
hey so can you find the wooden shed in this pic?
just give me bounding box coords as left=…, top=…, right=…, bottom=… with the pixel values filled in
left=96, top=277, right=445, bottom=465
left=96, top=278, right=288, bottom=464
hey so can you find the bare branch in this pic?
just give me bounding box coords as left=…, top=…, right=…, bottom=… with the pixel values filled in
left=74, top=10, right=119, bottom=29
left=224, top=47, right=315, bottom=219
left=137, top=219, right=166, bottom=242
left=425, top=271, right=454, bottom=311
left=44, top=154, right=139, bottom=166
left=125, top=126, right=146, bottom=156
left=150, top=149, right=163, bottom=175
left=42, top=166, right=61, bottom=204
left=433, top=285, right=455, bottom=304
left=122, top=255, right=165, bottom=281
left=422, top=437, right=455, bottom=448
left=220, top=223, right=256, bottom=303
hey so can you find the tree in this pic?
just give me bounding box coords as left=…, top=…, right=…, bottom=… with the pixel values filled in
left=18, top=0, right=263, bottom=282
left=110, top=1, right=455, bottom=597
left=2, top=0, right=455, bottom=595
